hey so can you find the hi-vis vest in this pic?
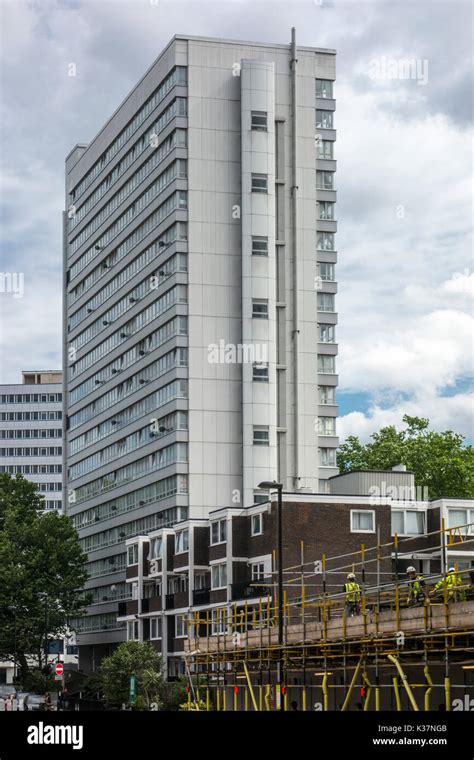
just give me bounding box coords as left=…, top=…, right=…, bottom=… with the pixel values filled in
left=434, top=573, right=466, bottom=599
left=344, top=582, right=361, bottom=603
left=408, top=576, right=424, bottom=601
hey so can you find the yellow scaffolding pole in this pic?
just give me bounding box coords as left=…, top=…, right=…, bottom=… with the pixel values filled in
left=341, top=656, right=363, bottom=711
left=445, top=677, right=451, bottom=711
left=242, top=661, right=259, bottom=711
left=322, top=672, right=329, bottom=712
left=424, top=665, right=433, bottom=711
left=264, top=684, right=271, bottom=711
left=387, top=655, right=419, bottom=711
left=362, top=671, right=372, bottom=712
left=392, top=677, right=402, bottom=711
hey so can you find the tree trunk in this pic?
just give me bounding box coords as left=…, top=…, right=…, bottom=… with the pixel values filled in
left=17, top=652, right=29, bottom=682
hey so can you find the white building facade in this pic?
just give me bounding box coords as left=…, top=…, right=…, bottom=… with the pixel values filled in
left=63, top=33, right=339, bottom=665
left=0, top=370, right=63, bottom=512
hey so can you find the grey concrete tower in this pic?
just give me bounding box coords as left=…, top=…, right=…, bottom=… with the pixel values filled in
left=63, top=33, right=339, bottom=661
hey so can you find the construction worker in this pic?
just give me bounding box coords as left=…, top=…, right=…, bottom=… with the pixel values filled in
left=406, top=566, right=427, bottom=607
left=343, top=573, right=361, bottom=617
left=429, top=566, right=467, bottom=602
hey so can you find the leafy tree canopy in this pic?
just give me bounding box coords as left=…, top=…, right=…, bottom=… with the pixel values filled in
left=100, top=641, right=164, bottom=708
left=0, top=474, right=89, bottom=680
left=337, top=415, right=474, bottom=500
left=100, top=641, right=189, bottom=710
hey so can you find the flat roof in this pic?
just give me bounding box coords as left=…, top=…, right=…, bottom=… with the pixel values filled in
left=329, top=469, right=415, bottom=478
left=172, top=33, right=336, bottom=55
left=66, top=32, right=335, bottom=171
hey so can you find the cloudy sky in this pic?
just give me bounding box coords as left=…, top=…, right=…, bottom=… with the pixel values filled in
left=0, top=0, right=472, bottom=443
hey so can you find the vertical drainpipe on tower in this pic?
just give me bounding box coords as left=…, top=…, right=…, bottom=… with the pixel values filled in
left=62, top=210, right=68, bottom=515
left=290, top=28, right=299, bottom=491
left=162, top=533, right=168, bottom=678
left=226, top=514, right=233, bottom=622
left=138, top=538, right=144, bottom=642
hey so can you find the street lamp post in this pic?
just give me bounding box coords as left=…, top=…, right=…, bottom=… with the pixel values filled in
left=258, top=480, right=283, bottom=708
left=8, top=606, right=17, bottom=682
left=38, top=593, right=49, bottom=673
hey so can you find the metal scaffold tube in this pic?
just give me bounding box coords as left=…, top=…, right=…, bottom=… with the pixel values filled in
left=424, top=665, right=433, bottom=711
left=392, top=676, right=402, bottom=711
left=362, top=670, right=372, bottom=711
left=387, top=655, right=419, bottom=711
left=341, top=657, right=363, bottom=711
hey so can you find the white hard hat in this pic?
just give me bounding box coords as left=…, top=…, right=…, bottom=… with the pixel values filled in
left=448, top=566, right=455, bottom=572
left=406, top=566, right=416, bottom=574
left=347, top=572, right=356, bottom=580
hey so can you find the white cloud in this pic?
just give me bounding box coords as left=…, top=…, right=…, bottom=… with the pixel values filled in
left=338, top=390, right=474, bottom=443
left=403, top=272, right=474, bottom=311
left=0, top=275, right=62, bottom=380
left=338, top=309, right=473, bottom=395
left=333, top=72, right=473, bottom=440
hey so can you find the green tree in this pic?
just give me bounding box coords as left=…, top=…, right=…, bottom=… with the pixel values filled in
left=337, top=415, right=474, bottom=499
left=100, top=641, right=163, bottom=709
left=158, top=677, right=188, bottom=711
left=0, top=474, right=89, bottom=682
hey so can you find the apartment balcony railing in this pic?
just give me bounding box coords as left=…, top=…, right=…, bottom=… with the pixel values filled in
left=193, top=588, right=211, bottom=606
left=231, top=579, right=272, bottom=601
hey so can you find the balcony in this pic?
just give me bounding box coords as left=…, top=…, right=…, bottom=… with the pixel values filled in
left=231, top=579, right=272, bottom=601
left=148, top=596, right=162, bottom=613
left=126, top=564, right=138, bottom=580
left=193, top=588, right=211, bottom=606
left=126, top=600, right=138, bottom=616
left=173, top=552, right=189, bottom=570
left=174, top=590, right=189, bottom=609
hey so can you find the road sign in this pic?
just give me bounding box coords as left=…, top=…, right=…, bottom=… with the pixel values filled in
left=54, top=675, right=63, bottom=681
left=55, top=663, right=64, bottom=676
left=129, top=675, right=136, bottom=704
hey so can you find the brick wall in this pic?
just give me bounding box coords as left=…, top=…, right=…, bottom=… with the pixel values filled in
left=245, top=500, right=393, bottom=599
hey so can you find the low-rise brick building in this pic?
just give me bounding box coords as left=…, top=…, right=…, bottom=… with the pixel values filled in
left=114, top=470, right=474, bottom=678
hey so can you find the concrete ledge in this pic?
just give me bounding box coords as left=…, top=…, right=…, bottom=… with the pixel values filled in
left=186, top=600, right=474, bottom=653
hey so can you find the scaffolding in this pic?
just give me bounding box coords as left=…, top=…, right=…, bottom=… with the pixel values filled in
left=184, top=521, right=474, bottom=710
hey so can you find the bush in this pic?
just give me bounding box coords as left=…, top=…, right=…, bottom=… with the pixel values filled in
left=158, top=678, right=188, bottom=711
left=100, top=641, right=163, bottom=709
left=179, top=698, right=207, bottom=711
left=130, top=694, right=148, bottom=711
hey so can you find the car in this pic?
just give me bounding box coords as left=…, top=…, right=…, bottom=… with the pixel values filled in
left=0, top=684, right=16, bottom=698
left=24, top=694, right=47, bottom=711
left=15, top=691, right=30, bottom=711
